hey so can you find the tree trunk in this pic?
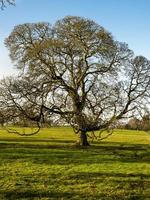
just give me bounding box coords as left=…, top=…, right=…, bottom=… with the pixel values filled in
left=79, top=131, right=90, bottom=146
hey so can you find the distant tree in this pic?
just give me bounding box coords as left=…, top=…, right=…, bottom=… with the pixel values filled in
left=140, top=114, right=150, bottom=131
left=126, top=118, right=141, bottom=130
left=2, top=16, right=150, bottom=146
left=126, top=113, right=150, bottom=131
left=0, top=0, right=15, bottom=9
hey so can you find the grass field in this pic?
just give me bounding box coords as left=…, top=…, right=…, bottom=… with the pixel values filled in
left=0, top=127, right=149, bottom=200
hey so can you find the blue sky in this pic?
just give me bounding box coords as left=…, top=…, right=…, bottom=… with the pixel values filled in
left=1, top=0, right=150, bottom=78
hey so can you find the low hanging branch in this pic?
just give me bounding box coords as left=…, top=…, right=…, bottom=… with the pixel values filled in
left=85, top=127, right=114, bottom=142
left=4, top=104, right=45, bottom=136
left=86, top=131, right=97, bottom=142
left=5, top=121, right=41, bottom=136
left=98, top=128, right=114, bottom=141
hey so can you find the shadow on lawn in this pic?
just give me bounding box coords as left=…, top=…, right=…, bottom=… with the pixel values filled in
left=0, top=141, right=149, bottom=199
left=0, top=190, right=116, bottom=200
left=69, top=171, right=150, bottom=180
left=0, top=172, right=150, bottom=200
left=1, top=186, right=149, bottom=200
left=0, top=141, right=149, bottom=165
left=0, top=190, right=77, bottom=200
left=0, top=138, right=75, bottom=150
left=0, top=137, right=75, bottom=143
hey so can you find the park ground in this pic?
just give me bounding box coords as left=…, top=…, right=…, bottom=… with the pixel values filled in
left=0, top=127, right=149, bottom=200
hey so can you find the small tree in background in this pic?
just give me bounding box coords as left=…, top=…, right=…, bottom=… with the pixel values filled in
left=140, top=114, right=150, bottom=131
left=126, top=118, right=141, bottom=130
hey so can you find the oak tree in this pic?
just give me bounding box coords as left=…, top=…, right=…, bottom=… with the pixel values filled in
left=2, top=16, right=150, bottom=145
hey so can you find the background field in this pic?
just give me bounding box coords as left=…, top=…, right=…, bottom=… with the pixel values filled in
left=0, top=127, right=149, bottom=200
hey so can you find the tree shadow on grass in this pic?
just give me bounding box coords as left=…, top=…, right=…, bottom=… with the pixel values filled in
left=0, top=190, right=76, bottom=200
left=67, top=171, right=150, bottom=200
left=0, top=189, right=148, bottom=200
left=0, top=139, right=75, bottom=150
left=0, top=171, right=150, bottom=200
left=0, top=141, right=149, bottom=165
left=0, top=137, right=75, bottom=143
left=0, top=141, right=149, bottom=199
left=69, top=171, right=150, bottom=180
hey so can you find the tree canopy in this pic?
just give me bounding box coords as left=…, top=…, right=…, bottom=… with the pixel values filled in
left=1, top=16, right=150, bottom=145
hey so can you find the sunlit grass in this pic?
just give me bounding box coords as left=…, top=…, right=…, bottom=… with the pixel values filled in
left=0, top=127, right=149, bottom=199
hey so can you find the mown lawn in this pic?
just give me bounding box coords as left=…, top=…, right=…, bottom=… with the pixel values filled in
left=0, top=127, right=149, bottom=200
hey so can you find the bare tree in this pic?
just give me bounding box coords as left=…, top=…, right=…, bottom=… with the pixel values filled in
left=2, top=16, right=150, bottom=145
left=0, top=0, right=15, bottom=9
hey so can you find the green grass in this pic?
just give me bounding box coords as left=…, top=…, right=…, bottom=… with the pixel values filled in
left=0, top=127, right=149, bottom=200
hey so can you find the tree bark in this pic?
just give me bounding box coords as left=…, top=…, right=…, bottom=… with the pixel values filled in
left=79, top=131, right=90, bottom=146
